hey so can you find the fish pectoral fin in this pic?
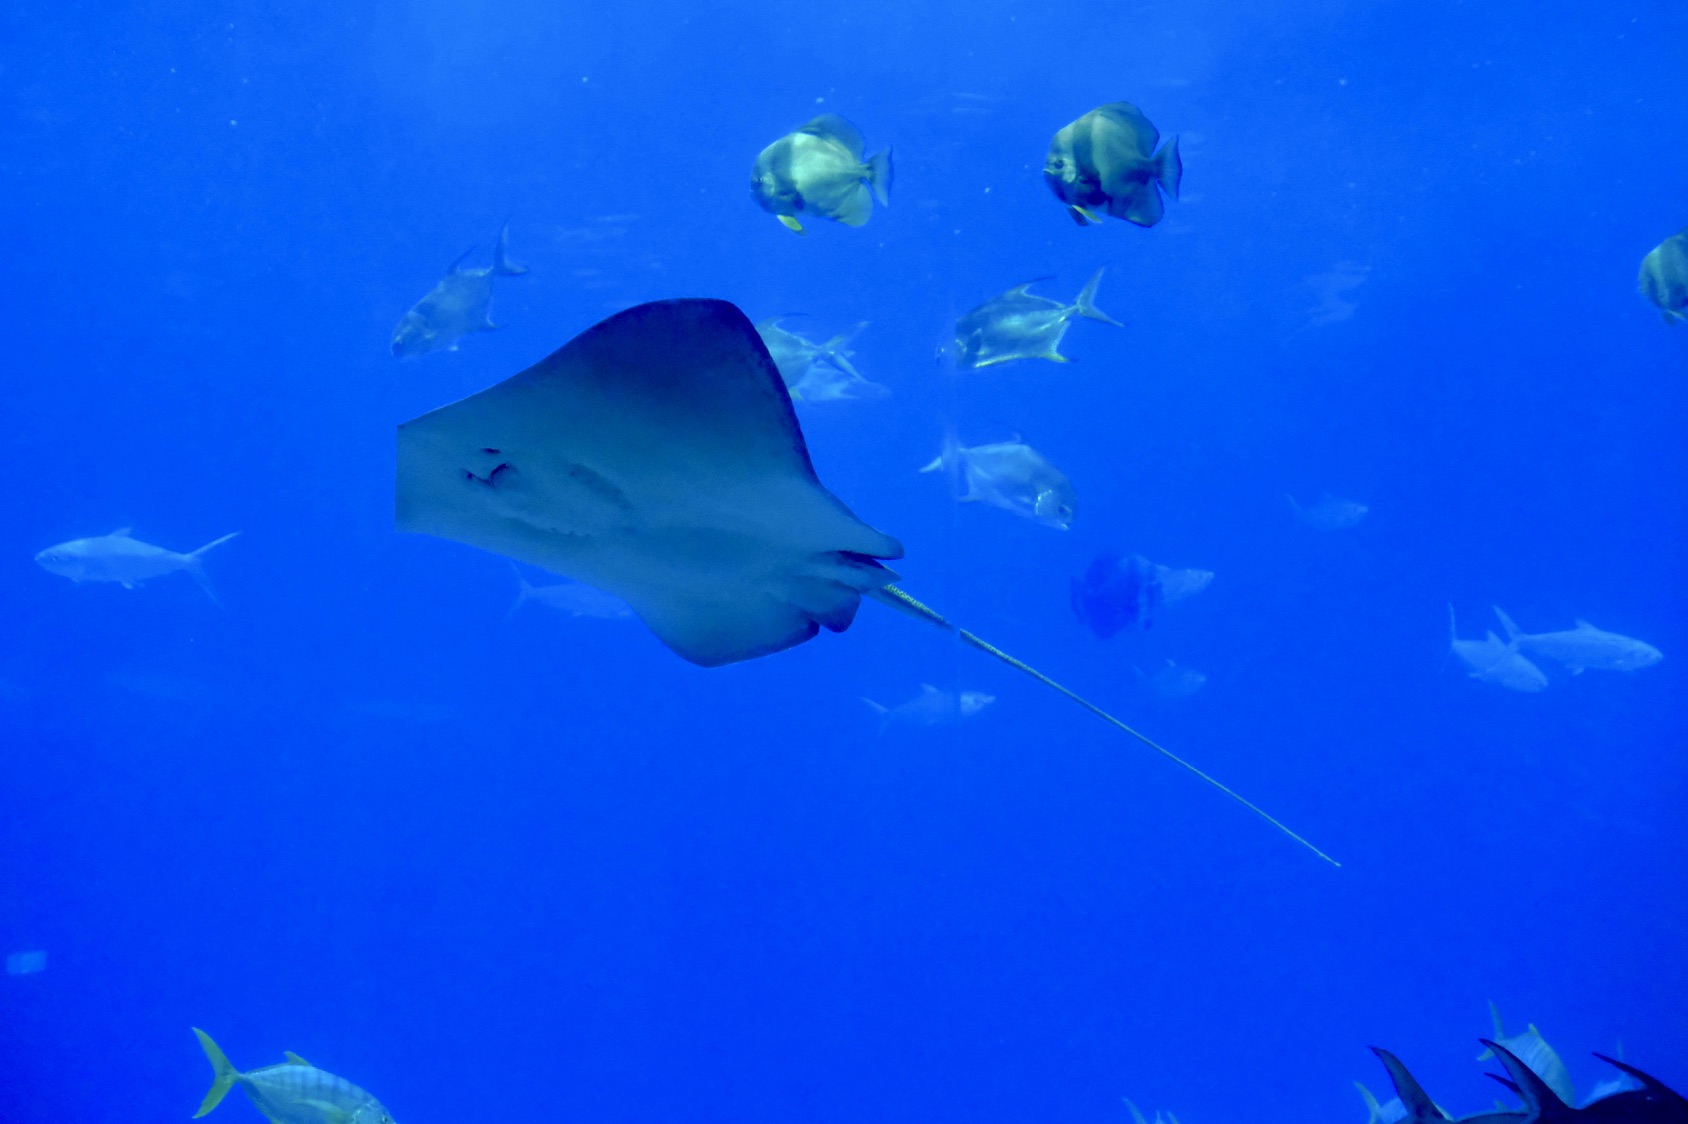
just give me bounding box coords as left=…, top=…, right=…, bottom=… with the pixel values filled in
left=1068, top=205, right=1100, bottom=226
left=777, top=215, right=806, bottom=234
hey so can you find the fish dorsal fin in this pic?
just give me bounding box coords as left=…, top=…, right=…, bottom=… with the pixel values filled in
left=1004, top=277, right=1054, bottom=298
left=1575, top=618, right=1596, bottom=630
left=1370, top=1047, right=1446, bottom=1120
left=283, top=1051, right=311, bottom=1066
left=801, top=113, right=865, bottom=157
left=1121, top=1098, right=1149, bottom=1124
left=1480, top=1038, right=1570, bottom=1118
left=111, top=526, right=133, bottom=537
left=446, top=245, right=478, bottom=273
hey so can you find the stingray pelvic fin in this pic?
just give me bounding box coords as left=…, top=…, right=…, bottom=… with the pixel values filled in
left=868, top=585, right=1339, bottom=867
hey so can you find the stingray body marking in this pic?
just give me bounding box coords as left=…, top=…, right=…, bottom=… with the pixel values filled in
left=397, top=299, right=1335, bottom=865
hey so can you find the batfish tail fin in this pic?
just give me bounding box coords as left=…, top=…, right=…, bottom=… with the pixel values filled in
left=192, top=1028, right=241, bottom=1118
left=864, top=147, right=893, bottom=206
left=186, top=532, right=240, bottom=607
left=494, top=222, right=527, bottom=276
left=1153, top=135, right=1183, bottom=199
left=867, top=584, right=1341, bottom=868
left=1073, top=269, right=1123, bottom=327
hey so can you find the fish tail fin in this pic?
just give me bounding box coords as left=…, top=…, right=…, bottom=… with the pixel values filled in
left=186, top=532, right=239, bottom=607
left=1491, top=607, right=1522, bottom=645
left=861, top=697, right=890, bottom=737
left=494, top=222, right=528, bottom=276
left=190, top=532, right=241, bottom=560
left=1074, top=269, right=1123, bottom=326
left=1353, top=1081, right=1386, bottom=1124
left=507, top=564, right=535, bottom=619
left=864, top=146, right=893, bottom=206
left=192, top=1028, right=241, bottom=1117
left=1476, top=1000, right=1505, bottom=1059
left=1153, top=135, right=1182, bottom=199
left=819, top=326, right=868, bottom=377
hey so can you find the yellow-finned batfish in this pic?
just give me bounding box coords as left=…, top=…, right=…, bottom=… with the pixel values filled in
left=953, top=268, right=1121, bottom=369
left=751, top=115, right=892, bottom=234
left=192, top=1028, right=397, bottom=1124
left=1044, top=102, right=1181, bottom=227
left=1638, top=226, right=1688, bottom=323
left=919, top=436, right=1077, bottom=529
left=391, top=223, right=527, bottom=358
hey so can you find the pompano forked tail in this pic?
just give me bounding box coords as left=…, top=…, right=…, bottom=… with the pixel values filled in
left=869, top=584, right=1340, bottom=867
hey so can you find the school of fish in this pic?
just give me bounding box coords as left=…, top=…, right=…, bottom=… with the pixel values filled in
left=21, top=91, right=1680, bottom=1118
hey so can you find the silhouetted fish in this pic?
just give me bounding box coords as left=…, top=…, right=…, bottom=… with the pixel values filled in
left=1071, top=552, right=1213, bottom=638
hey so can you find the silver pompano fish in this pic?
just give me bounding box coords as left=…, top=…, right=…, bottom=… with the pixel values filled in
left=862, top=684, right=994, bottom=734
left=1448, top=606, right=1548, bottom=692
left=1638, top=226, right=1688, bottom=324
left=751, top=114, right=891, bottom=233
left=919, top=437, right=1077, bottom=529
left=953, top=269, right=1121, bottom=369
left=1138, top=659, right=1206, bottom=700
left=193, top=1028, right=396, bottom=1124
left=1492, top=607, right=1662, bottom=674
left=35, top=527, right=239, bottom=602
left=510, top=567, right=633, bottom=620
left=1476, top=1002, right=1575, bottom=1106
left=1287, top=492, right=1369, bottom=530
left=755, top=320, right=889, bottom=401
left=391, top=223, right=527, bottom=358
left=1044, top=102, right=1181, bottom=227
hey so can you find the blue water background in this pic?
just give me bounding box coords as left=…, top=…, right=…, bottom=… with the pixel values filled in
left=3, top=1, right=1685, bottom=1120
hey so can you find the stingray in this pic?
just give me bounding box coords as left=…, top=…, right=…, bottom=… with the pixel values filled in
left=396, top=299, right=1336, bottom=866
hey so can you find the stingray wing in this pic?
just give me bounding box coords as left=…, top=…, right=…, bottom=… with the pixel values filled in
left=396, top=299, right=903, bottom=666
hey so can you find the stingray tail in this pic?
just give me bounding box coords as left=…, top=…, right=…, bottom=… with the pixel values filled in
left=185, top=532, right=240, bottom=606
left=1074, top=269, right=1123, bottom=327
left=867, top=584, right=1341, bottom=868
left=192, top=1028, right=241, bottom=1118
left=864, top=147, right=893, bottom=206
left=1153, top=135, right=1183, bottom=199
left=494, top=222, right=527, bottom=276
